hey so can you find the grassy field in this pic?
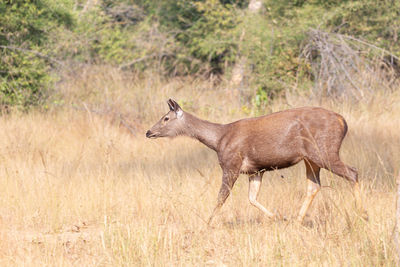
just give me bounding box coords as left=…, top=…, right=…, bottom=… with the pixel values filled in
left=0, top=67, right=399, bottom=266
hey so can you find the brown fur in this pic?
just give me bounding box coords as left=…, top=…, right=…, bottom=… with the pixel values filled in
left=146, top=99, right=362, bottom=224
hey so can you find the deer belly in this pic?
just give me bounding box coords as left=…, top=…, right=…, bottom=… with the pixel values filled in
left=240, top=156, right=301, bottom=174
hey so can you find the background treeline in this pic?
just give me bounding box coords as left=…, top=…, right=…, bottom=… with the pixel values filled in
left=1, top=0, right=400, bottom=109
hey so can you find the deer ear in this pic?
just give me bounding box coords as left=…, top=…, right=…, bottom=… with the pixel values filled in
left=168, top=99, right=183, bottom=118
left=167, top=99, right=182, bottom=111
left=167, top=99, right=175, bottom=111
left=172, top=99, right=182, bottom=111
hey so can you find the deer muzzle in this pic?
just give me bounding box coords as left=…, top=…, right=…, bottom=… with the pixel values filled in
left=146, top=130, right=157, bottom=138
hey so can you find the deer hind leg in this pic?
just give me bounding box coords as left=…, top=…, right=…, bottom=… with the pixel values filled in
left=207, top=171, right=239, bottom=225
left=297, top=160, right=321, bottom=223
left=248, top=173, right=276, bottom=219
left=326, top=158, right=367, bottom=219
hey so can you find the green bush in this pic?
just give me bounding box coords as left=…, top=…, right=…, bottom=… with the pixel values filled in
left=0, top=0, right=73, bottom=109
left=92, top=0, right=240, bottom=74
left=1, top=0, right=399, bottom=109
left=246, top=0, right=400, bottom=101
left=326, top=0, right=400, bottom=56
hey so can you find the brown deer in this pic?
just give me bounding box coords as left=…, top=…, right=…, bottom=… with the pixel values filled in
left=146, top=99, right=364, bottom=224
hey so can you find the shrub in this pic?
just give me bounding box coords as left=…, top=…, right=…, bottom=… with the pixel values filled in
left=0, top=0, right=73, bottom=109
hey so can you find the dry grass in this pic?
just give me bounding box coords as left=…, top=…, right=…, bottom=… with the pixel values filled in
left=0, top=66, right=399, bottom=266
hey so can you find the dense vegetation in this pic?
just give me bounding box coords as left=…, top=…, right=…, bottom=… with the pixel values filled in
left=1, top=0, right=399, bottom=109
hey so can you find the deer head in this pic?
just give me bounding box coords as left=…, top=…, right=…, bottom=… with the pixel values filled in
left=146, top=99, right=185, bottom=139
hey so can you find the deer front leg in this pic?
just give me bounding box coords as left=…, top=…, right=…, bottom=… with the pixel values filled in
left=207, top=171, right=238, bottom=225
left=248, top=173, right=276, bottom=219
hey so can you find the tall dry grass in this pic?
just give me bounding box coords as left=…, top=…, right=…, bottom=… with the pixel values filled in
left=0, top=66, right=399, bottom=266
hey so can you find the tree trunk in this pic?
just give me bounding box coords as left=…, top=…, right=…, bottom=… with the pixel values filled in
left=249, top=0, right=263, bottom=13
left=229, top=0, right=262, bottom=98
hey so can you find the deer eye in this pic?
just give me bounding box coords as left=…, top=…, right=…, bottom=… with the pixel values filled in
left=164, top=117, right=169, bottom=122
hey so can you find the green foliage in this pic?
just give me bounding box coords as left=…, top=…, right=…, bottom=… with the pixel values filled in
left=326, top=0, right=400, bottom=55
left=181, top=0, right=239, bottom=73
left=0, top=0, right=73, bottom=109
left=236, top=2, right=325, bottom=97
left=253, top=86, right=269, bottom=115
left=95, top=0, right=240, bottom=74
left=1, top=0, right=400, bottom=109
left=0, top=48, right=51, bottom=107
left=246, top=0, right=400, bottom=102
left=86, top=1, right=143, bottom=65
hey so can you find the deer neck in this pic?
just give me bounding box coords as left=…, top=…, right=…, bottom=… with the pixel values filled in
left=182, top=113, right=225, bottom=151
